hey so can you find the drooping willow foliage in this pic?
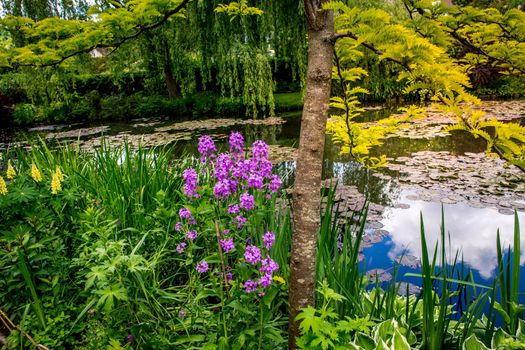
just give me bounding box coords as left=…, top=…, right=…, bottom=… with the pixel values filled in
left=119, top=0, right=307, bottom=115
left=0, top=0, right=308, bottom=116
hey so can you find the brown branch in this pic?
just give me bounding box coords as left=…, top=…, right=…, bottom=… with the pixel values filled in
left=0, top=308, right=49, bottom=350
left=333, top=49, right=351, bottom=133
left=449, top=30, right=525, bottom=74
left=332, top=32, right=413, bottom=72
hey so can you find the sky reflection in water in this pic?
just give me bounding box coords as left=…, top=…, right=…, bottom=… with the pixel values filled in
left=381, top=190, right=525, bottom=280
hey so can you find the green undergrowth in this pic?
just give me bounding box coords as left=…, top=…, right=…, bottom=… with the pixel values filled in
left=300, top=186, right=525, bottom=350
left=0, top=139, right=524, bottom=349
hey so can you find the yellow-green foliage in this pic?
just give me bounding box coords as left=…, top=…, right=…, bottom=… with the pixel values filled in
left=325, top=1, right=525, bottom=171
left=327, top=56, right=426, bottom=168
left=441, top=94, right=525, bottom=170
left=215, top=0, right=264, bottom=18
left=0, top=0, right=189, bottom=68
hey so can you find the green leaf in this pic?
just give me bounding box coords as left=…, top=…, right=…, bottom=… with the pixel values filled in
left=462, top=335, right=490, bottom=350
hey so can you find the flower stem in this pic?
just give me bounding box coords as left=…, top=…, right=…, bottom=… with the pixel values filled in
left=215, top=220, right=229, bottom=294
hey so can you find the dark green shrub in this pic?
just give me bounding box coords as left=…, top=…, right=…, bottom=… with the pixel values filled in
left=192, top=93, right=216, bottom=116
left=12, top=103, right=37, bottom=125
left=215, top=96, right=244, bottom=116
left=43, top=101, right=69, bottom=123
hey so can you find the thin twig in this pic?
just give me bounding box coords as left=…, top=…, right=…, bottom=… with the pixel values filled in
left=0, top=307, right=49, bottom=350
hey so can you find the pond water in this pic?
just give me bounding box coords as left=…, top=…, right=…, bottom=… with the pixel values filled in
left=1, top=100, right=524, bottom=291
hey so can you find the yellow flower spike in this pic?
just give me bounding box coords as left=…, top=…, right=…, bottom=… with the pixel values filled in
left=6, top=161, right=16, bottom=180
left=31, top=162, right=43, bottom=183
left=0, top=176, right=7, bottom=196
left=51, top=173, right=61, bottom=195
left=55, top=166, right=64, bottom=182
left=272, top=276, right=285, bottom=285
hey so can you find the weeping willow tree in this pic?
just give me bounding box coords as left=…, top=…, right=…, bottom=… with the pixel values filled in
left=0, top=0, right=307, bottom=116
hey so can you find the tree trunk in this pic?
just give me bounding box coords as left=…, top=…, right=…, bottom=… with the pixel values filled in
left=163, top=43, right=180, bottom=99
left=288, top=2, right=334, bottom=348
left=164, top=60, right=180, bottom=99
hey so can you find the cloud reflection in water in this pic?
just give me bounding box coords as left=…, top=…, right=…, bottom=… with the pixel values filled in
left=381, top=190, right=525, bottom=280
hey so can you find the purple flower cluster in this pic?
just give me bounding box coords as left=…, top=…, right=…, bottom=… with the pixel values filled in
left=183, top=168, right=199, bottom=198
left=235, top=215, right=247, bottom=229
left=244, top=279, right=258, bottom=293
left=196, top=260, right=209, bottom=273
left=239, top=192, right=254, bottom=211
left=252, top=140, right=269, bottom=160
left=186, top=230, right=198, bottom=241
left=228, top=204, right=240, bottom=214
left=260, top=258, right=279, bottom=275
left=242, top=236, right=280, bottom=293
left=229, top=132, right=245, bottom=155
left=177, top=133, right=284, bottom=295
left=268, top=174, right=282, bottom=193
left=179, top=207, right=193, bottom=220
left=262, top=231, right=275, bottom=250
left=244, top=245, right=262, bottom=264
left=220, top=238, right=235, bottom=253
left=176, top=242, right=187, bottom=254
left=198, top=135, right=216, bottom=163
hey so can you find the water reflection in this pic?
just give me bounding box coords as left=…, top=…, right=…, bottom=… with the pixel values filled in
left=382, top=190, right=525, bottom=279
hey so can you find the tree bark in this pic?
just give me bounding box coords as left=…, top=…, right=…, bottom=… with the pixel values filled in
left=163, top=42, right=180, bottom=99
left=288, top=2, right=334, bottom=348
left=164, top=60, right=180, bottom=99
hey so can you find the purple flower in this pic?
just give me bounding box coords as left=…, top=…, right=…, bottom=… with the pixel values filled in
left=229, top=132, right=245, bottom=154
left=239, top=192, right=255, bottom=211
left=226, top=271, right=233, bottom=282
left=223, top=229, right=229, bottom=235
left=244, top=245, right=261, bottom=264
left=260, top=258, right=279, bottom=275
left=179, top=310, right=187, bottom=319
left=268, top=174, right=282, bottom=192
left=220, top=238, right=235, bottom=253
left=259, top=274, right=273, bottom=288
left=183, top=168, right=199, bottom=198
left=127, top=334, right=136, bottom=344
left=244, top=279, right=258, bottom=293
left=175, top=222, right=182, bottom=231
left=252, top=140, right=269, bottom=160
left=258, top=159, right=273, bottom=178
left=228, top=179, right=238, bottom=194
left=262, top=231, right=275, bottom=250
left=214, top=153, right=232, bottom=180
left=248, top=173, right=263, bottom=190
left=179, top=207, right=193, bottom=220
left=186, top=230, right=198, bottom=241
left=196, top=260, right=208, bottom=273
left=235, top=215, right=247, bottom=229
left=176, top=242, right=187, bottom=254
left=214, top=179, right=231, bottom=198
left=198, top=135, right=216, bottom=163
left=228, top=204, right=240, bottom=214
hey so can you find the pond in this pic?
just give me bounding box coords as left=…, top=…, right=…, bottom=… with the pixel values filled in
left=1, top=100, right=524, bottom=291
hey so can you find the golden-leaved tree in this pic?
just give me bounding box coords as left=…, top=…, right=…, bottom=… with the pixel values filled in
left=289, top=1, right=524, bottom=347
left=324, top=0, right=525, bottom=171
